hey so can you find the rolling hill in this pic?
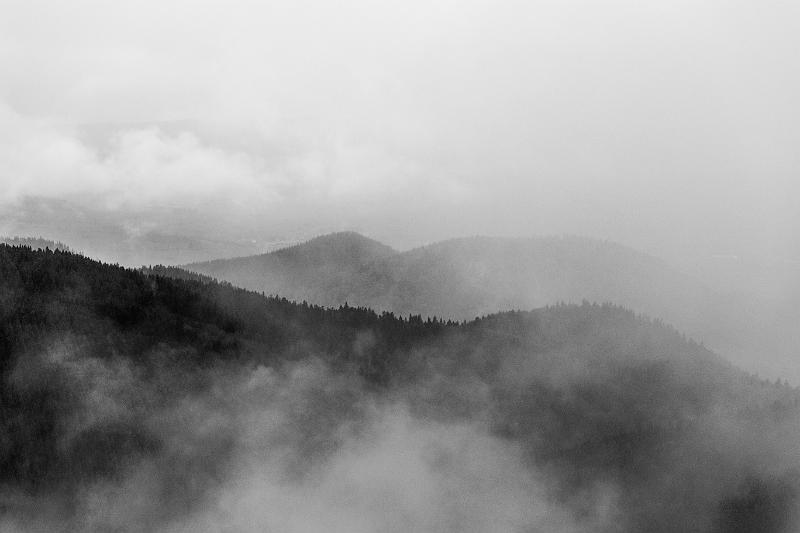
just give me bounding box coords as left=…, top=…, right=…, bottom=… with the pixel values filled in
left=185, top=232, right=796, bottom=381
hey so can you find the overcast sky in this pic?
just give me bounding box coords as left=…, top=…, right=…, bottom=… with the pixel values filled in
left=1, top=0, right=798, bottom=280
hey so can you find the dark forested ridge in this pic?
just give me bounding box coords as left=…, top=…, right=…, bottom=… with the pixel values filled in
left=2, top=244, right=800, bottom=532
left=184, top=232, right=800, bottom=382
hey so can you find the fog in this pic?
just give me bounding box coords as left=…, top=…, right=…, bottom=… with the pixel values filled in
left=1, top=1, right=798, bottom=283
left=5, top=243, right=800, bottom=532
left=4, top=307, right=800, bottom=533
left=0, top=344, right=607, bottom=533
left=2, top=4, right=800, bottom=529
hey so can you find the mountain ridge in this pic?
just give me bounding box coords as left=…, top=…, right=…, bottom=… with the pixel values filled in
left=182, top=232, right=796, bottom=381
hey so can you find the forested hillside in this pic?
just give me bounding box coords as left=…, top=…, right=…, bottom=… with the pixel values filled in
left=2, top=245, right=800, bottom=532
left=185, top=232, right=800, bottom=381
left=184, top=232, right=397, bottom=307
left=0, top=236, right=71, bottom=252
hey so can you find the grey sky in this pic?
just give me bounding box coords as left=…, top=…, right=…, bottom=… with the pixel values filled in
left=1, top=0, right=798, bottom=289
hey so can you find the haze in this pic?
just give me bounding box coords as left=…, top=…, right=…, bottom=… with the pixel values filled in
left=3, top=5, right=800, bottom=528
left=1, top=1, right=798, bottom=295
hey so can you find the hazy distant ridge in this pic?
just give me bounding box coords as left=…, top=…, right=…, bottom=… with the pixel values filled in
left=185, top=232, right=792, bottom=379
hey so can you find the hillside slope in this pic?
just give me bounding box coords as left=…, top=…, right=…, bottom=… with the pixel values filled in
left=2, top=245, right=800, bottom=532
left=185, top=233, right=793, bottom=379
left=187, top=231, right=397, bottom=306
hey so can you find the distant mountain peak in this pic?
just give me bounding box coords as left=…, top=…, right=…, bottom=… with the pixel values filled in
left=272, top=231, right=397, bottom=262
left=298, top=231, right=395, bottom=251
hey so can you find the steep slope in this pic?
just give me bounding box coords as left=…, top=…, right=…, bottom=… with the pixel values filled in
left=2, top=245, right=800, bottom=532
left=184, top=233, right=790, bottom=379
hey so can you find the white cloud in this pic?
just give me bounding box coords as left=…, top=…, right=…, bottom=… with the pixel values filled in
left=0, top=0, right=798, bottom=263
